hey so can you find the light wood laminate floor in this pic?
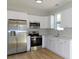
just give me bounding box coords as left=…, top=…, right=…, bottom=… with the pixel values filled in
left=8, top=48, right=64, bottom=59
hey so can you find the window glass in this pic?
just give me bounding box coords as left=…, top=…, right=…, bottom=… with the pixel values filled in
left=56, top=13, right=62, bottom=30
left=57, top=14, right=61, bottom=22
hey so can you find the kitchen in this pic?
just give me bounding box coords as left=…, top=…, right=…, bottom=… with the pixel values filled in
left=7, top=0, right=72, bottom=59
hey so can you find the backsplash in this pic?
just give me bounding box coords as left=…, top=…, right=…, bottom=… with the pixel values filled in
left=59, top=27, right=72, bottom=38
left=45, top=27, right=72, bottom=39
left=27, top=27, right=72, bottom=39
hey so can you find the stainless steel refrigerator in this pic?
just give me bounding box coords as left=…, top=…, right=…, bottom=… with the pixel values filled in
left=8, top=19, right=27, bottom=55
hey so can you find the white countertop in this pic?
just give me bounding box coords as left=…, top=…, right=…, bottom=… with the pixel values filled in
left=49, top=36, right=72, bottom=41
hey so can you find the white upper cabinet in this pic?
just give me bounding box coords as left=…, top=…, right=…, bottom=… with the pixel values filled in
left=40, top=16, right=50, bottom=29
left=50, top=15, right=55, bottom=29
left=27, top=15, right=50, bottom=29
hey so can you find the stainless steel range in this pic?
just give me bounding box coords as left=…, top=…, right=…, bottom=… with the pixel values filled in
left=28, top=31, right=42, bottom=51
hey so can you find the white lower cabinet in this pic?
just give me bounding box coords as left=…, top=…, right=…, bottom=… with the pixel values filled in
left=27, top=36, right=30, bottom=51
left=45, top=38, right=71, bottom=59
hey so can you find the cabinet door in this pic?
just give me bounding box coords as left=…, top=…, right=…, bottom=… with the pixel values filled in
left=42, top=36, right=45, bottom=48
left=57, top=39, right=64, bottom=57
left=48, top=39, right=53, bottom=51
left=57, top=39, right=71, bottom=59
left=46, top=39, right=51, bottom=49
left=50, top=39, right=54, bottom=51
left=50, top=38, right=65, bottom=57
left=27, top=36, right=30, bottom=51
left=45, top=38, right=52, bottom=50
left=55, top=39, right=60, bottom=55
left=62, top=40, right=70, bottom=59
left=51, top=38, right=57, bottom=52
left=40, top=19, right=50, bottom=29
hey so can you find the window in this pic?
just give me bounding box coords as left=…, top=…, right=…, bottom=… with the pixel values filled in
left=50, top=14, right=64, bottom=30
left=55, top=13, right=62, bottom=30
left=54, top=13, right=64, bottom=30
left=56, top=13, right=62, bottom=29
left=57, top=13, right=61, bottom=22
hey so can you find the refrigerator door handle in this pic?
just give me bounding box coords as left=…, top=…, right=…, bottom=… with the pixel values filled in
left=14, top=31, right=16, bottom=36
left=10, top=31, right=16, bottom=36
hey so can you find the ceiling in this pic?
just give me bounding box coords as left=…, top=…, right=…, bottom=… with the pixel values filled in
left=7, top=0, right=72, bottom=16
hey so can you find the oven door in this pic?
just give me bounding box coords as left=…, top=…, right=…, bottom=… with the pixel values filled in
left=31, top=37, right=42, bottom=47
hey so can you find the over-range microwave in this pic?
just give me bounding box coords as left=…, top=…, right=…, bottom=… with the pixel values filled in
left=29, top=22, right=40, bottom=29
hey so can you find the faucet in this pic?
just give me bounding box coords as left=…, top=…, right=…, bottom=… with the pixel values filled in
left=55, top=30, right=60, bottom=37
left=55, top=27, right=64, bottom=37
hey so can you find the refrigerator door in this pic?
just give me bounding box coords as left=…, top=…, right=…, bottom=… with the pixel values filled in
left=16, top=31, right=27, bottom=53
left=8, top=20, right=18, bottom=30
left=8, top=36, right=17, bottom=55
left=8, top=19, right=27, bottom=55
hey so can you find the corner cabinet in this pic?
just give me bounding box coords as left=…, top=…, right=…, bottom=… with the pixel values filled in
left=45, top=38, right=72, bottom=59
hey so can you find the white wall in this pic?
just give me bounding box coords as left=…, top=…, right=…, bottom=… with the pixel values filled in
left=51, top=2, right=72, bottom=28
left=61, top=8, right=72, bottom=28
